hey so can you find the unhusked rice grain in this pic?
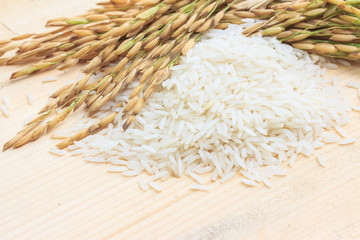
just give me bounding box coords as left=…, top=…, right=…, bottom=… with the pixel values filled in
left=65, top=23, right=352, bottom=190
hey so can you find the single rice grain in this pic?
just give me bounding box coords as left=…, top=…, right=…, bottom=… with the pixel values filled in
left=1, top=104, right=9, bottom=117
left=189, top=184, right=209, bottom=191
left=42, top=76, right=57, bottom=83
left=148, top=180, right=162, bottom=192
left=27, top=92, right=34, bottom=105
left=2, top=96, right=10, bottom=108
left=338, top=138, right=356, bottom=145
left=334, top=125, right=347, bottom=138
left=139, top=178, right=149, bottom=191
left=317, top=154, right=326, bottom=167
left=49, top=147, right=66, bottom=156
left=345, top=81, right=360, bottom=89
left=241, top=178, right=258, bottom=187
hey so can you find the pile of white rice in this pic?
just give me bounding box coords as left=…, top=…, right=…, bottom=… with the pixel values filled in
left=56, top=22, right=354, bottom=191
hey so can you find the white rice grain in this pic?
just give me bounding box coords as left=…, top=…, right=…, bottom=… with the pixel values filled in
left=24, top=113, right=33, bottom=126
left=322, top=133, right=341, bottom=143
left=189, top=184, right=209, bottom=191
left=139, top=178, right=149, bottom=191
left=211, top=170, right=218, bottom=182
left=334, top=125, right=347, bottom=138
left=241, top=179, right=258, bottom=187
left=353, top=106, right=360, bottom=112
left=338, top=138, right=356, bottom=145
left=123, top=170, right=141, bottom=176
left=27, top=92, right=34, bottom=105
left=108, top=166, right=128, bottom=172
left=70, top=149, right=84, bottom=156
left=67, top=144, right=80, bottom=151
left=42, top=76, right=57, bottom=83
left=2, top=96, right=10, bottom=108
left=51, top=130, right=71, bottom=139
left=151, top=171, right=169, bottom=181
left=317, top=154, right=326, bottom=167
left=220, top=171, right=236, bottom=184
left=1, top=104, right=9, bottom=117
left=189, top=171, right=205, bottom=184
left=312, top=142, right=325, bottom=149
left=49, top=147, right=66, bottom=156
left=345, top=81, right=360, bottom=89
left=86, top=156, right=105, bottom=163
left=148, top=180, right=162, bottom=192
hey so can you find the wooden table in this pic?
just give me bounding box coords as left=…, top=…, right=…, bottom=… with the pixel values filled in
left=1, top=1, right=360, bottom=239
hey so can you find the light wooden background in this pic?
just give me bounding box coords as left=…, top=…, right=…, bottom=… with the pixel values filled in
left=0, top=1, right=360, bottom=239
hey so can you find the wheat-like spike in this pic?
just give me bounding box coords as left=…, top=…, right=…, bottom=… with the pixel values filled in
left=56, top=112, right=118, bottom=149
left=3, top=122, right=41, bottom=151
left=84, top=2, right=200, bottom=116
left=5, top=2, right=173, bottom=80
left=84, top=2, right=201, bottom=115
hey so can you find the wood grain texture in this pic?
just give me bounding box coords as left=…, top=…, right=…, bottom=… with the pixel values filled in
left=0, top=1, right=360, bottom=239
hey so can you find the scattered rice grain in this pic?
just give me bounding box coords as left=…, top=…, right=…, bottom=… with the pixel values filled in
left=338, top=138, right=356, bottom=145
left=138, top=178, right=149, bottom=191
left=42, top=76, right=57, bottom=83
left=49, top=147, right=66, bottom=156
left=2, top=96, right=10, bottom=108
left=317, top=154, right=326, bottom=167
left=353, top=106, right=360, bottom=111
left=189, top=184, right=209, bottom=191
left=27, top=92, right=34, bottom=105
left=148, top=180, right=162, bottom=192
left=241, top=178, right=258, bottom=187
left=1, top=104, right=9, bottom=117
left=334, top=125, right=347, bottom=138
left=346, top=81, right=360, bottom=89
left=23, top=113, right=33, bottom=126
